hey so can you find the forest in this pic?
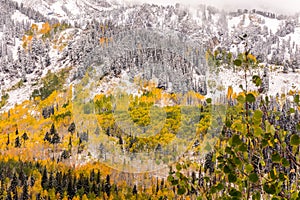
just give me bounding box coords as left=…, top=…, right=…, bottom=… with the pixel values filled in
left=0, top=51, right=299, bottom=199
left=0, top=0, right=299, bottom=199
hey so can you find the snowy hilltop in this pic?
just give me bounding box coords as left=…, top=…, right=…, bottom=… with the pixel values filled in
left=0, top=0, right=299, bottom=111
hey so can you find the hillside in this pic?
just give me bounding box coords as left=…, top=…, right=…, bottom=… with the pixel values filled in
left=0, top=0, right=299, bottom=199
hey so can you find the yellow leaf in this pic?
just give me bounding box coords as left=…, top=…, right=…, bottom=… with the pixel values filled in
left=28, top=35, right=33, bottom=41
left=31, top=24, right=38, bottom=31
left=227, top=86, right=233, bottom=100
left=247, top=54, right=257, bottom=63
left=273, top=167, right=277, bottom=176
left=40, top=22, right=51, bottom=34
left=268, top=140, right=273, bottom=147
left=99, top=37, right=105, bottom=45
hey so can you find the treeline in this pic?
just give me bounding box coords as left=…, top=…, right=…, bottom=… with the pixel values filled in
left=0, top=158, right=130, bottom=200
left=0, top=157, right=181, bottom=200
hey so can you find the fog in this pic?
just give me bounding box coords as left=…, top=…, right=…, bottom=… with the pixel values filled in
left=124, top=0, right=300, bottom=14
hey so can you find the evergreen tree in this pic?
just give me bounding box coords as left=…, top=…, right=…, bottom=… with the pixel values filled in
left=10, top=173, right=18, bottom=192
left=104, top=175, right=111, bottom=197
left=21, top=132, right=29, bottom=143
left=49, top=172, right=54, bottom=189
left=30, top=176, right=35, bottom=187
left=67, top=173, right=76, bottom=199
left=68, top=122, right=76, bottom=134
left=96, top=170, right=101, bottom=183
left=84, top=177, right=89, bottom=195
left=41, top=167, right=48, bottom=189
left=22, top=181, right=29, bottom=200
left=51, top=132, right=60, bottom=144
left=6, top=133, right=10, bottom=146
left=44, top=132, right=51, bottom=142
left=90, top=169, right=95, bottom=182
left=50, top=123, right=56, bottom=135
left=132, top=184, right=137, bottom=196
left=56, top=172, right=63, bottom=195
left=15, top=136, right=21, bottom=148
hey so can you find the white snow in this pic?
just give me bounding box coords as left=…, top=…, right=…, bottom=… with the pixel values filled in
left=263, top=17, right=281, bottom=34
left=207, top=66, right=300, bottom=100
left=228, top=13, right=281, bottom=35
left=11, top=10, right=33, bottom=23
left=1, top=83, right=33, bottom=112
left=63, top=0, right=82, bottom=16
left=268, top=69, right=300, bottom=96
left=228, top=14, right=244, bottom=33
left=91, top=70, right=143, bottom=98
left=284, top=27, right=300, bottom=48
left=1, top=1, right=300, bottom=113
left=50, top=1, right=67, bottom=17
left=11, top=38, right=22, bottom=61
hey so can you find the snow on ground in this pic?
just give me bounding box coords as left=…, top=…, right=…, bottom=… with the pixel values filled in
left=63, top=0, right=82, bottom=16
left=11, top=38, right=22, bottom=61
left=209, top=66, right=300, bottom=101
left=1, top=83, right=33, bottom=112
left=263, top=17, right=281, bottom=34
left=284, top=27, right=300, bottom=49
left=24, top=0, right=51, bottom=17
left=190, top=7, right=200, bottom=21
left=91, top=70, right=143, bottom=98
left=12, top=0, right=22, bottom=4
left=11, top=10, right=33, bottom=23
left=2, top=2, right=299, bottom=113
left=50, top=1, right=67, bottom=17
left=268, top=69, right=300, bottom=96
left=228, top=14, right=244, bottom=33
left=228, top=13, right=281, bottom=35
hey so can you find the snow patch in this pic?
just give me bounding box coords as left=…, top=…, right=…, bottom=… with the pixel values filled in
left=11, top=10, right=33, bottom=23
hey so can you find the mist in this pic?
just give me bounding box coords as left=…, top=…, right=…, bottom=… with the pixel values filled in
left=124, top=0, right=300, bottom=15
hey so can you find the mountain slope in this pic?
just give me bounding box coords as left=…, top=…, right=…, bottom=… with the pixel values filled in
left=0, top=0, right=299, bottom=112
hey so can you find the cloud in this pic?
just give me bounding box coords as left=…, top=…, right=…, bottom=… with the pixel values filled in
left=124, top=0, right=300, bottom=14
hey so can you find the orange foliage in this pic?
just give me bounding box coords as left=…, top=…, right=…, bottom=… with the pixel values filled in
left=227, top=86, right=233, bottom=100
left=99, top=37, right=105, bottom=45
left=99, top=37, right=112, bottom=46
left=31, top=24, right=38, bottom=32
left=40, top=22, right=51, bottom=34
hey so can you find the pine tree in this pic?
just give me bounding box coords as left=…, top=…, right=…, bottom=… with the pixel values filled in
left=67, top=178, right=74, bottom=199
left=132, top=184, right=137, bottom=196
left=22, top=181, right=29, bottom=200
left=15, top=136, right=21, bottom=148
left=44, top=132, right=51, bottom=142
left=10, top=173, right=18, bottom=192
left=91, top=181, right=98, bottom=196
left=21, top=132, right=29, bottom=145
left=30, top=176, right=35, bottom=187
left=104, top=175, right=111, bottom=197
left=90, top=169, right=95, bottom=182
left=96, top=170, right=101, bottom=185
left=50, top=123, right=56, bottom=135
left=6, top=133, right=10, bottom=146
left=56, top=172, right=63, bottom=196
left=49, top=172, right=54, bottom=189
left=51, top=132, right=60, bottom=144
left=68, top=122, right=76, bottom=134
left=41, top=167, right=48, bottom=189
left=83, top=177, right=89, bottom=194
